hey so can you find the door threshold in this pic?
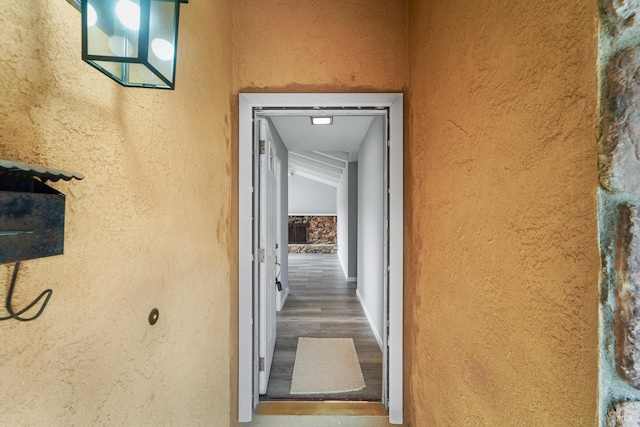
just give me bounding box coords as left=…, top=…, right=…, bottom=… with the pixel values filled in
left=255, top=401, right=386, bottom=416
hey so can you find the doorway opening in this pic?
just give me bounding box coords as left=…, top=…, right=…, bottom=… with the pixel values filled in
left=238, top=93, right=403, bottom=424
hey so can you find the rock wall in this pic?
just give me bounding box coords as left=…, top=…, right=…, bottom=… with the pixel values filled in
left=288, top=245, right=337, bottom=254
left=288, top=216, right=337, bottom=254
left=288, top=216, right=337, bottom=244
left=599, top=2, right=640, bottom=425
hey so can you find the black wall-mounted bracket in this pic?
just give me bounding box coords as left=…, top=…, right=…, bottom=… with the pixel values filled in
left=0, top=261, right=52, bottom=321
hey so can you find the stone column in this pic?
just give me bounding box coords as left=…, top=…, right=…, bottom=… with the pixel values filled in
left=601, top=2, right=640, bottom=425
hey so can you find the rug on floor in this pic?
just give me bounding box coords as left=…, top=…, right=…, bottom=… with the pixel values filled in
left=290, top=337, right=366, bottom=394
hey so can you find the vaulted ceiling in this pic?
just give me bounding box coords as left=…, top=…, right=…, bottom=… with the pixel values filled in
left=268, top=114, right=377, bottom=187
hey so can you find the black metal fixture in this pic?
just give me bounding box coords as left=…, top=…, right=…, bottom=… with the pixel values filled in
left=0, top=262, right=52, bottom=321
left=81, top=0, right=188, bottom=89
left=0, top=159, right=84, bottom=321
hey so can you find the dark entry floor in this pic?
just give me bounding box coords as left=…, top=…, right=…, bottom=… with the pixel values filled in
left=262, top=253, right=383, bottom=401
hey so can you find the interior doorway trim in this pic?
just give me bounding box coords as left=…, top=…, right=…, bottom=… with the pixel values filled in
left=238, top=93, right=403, bottom=424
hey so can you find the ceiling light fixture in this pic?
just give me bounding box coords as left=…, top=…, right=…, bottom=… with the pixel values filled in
left=311, top=116, right=333, bottom=125
left=81, top=0, right=188, bottom=90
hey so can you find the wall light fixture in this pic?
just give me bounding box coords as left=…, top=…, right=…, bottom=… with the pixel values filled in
left=81, top=0, right=188, bottom=89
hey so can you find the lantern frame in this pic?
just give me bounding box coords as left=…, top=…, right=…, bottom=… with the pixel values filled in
left=81, top=0, right=188, bottom=90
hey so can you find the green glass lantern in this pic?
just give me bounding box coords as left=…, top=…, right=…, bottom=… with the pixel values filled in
left=81, top=0, right=188, bottom=89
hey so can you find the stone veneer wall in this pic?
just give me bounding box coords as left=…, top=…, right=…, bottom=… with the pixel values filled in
left=288, top=245, right=337, bottom=254
left=288, top=216, right=337, bottom=254
left=288, top=216, right=337, bottom=244
left=599, top=2, right=640, bottom=424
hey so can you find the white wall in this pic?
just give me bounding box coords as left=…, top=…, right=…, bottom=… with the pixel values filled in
left=266, top=118, right=288, bottom=291
left=338, top=162, right=359, bottom=280
left=348, top=162, right=358, bottom=279
left=357, top=116, right=385, bottom=349
left=288, top=174, right=337, bottom=215
left=337, top=167, right=349, bottom=278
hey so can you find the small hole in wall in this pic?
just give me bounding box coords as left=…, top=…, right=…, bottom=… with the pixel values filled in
left=148, top=308, right=159, bottom=325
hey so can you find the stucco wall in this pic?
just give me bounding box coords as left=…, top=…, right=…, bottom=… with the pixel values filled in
left=3, top=1, right=598, bottom=425
left=407, top=0, right=599, bottom=425
left=232, top=0, right=407, bottom=93
left=0, top=1, right=234, bottom=425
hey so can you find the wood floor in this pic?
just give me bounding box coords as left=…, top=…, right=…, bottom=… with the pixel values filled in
left=262, top=253, right=383, bottom=402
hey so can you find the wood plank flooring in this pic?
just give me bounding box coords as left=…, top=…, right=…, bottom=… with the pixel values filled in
left=262, top=253, right=382, bottom=402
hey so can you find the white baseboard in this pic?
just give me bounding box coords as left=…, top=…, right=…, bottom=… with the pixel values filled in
left=276, top=286, right=290, bottom=312
left=347, top=276, right=357, bottom=282
left=356, top=289, right=383, bottom=351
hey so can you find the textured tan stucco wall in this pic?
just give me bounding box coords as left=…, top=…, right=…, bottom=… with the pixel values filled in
left=0, top=1, right=234, bottom=425
left=232, top=0, right=407, bottom=93
left=0, top=0, right=600, bottom=424
left=407, top=1, right=599, bottom=425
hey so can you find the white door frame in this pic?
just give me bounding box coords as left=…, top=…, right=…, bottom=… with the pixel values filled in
left=238, top=93, right=404, bottom=424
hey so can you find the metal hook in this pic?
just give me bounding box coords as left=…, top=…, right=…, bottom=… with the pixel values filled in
left=0, top=261, right=52, bottom=321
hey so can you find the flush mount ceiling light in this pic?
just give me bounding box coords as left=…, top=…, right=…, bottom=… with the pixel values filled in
left=311, top=116, right=333, bottom=125
left=81, top=0, right=188, bottom=90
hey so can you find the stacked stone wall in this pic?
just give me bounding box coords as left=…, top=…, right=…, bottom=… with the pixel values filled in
left=287, top=245, right=337, bottom=254
left=599, top=2, right=640, bottom=425
left=288, top=216, right=337, bottom=254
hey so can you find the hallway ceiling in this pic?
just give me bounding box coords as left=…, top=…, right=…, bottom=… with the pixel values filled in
left=269, top=114, right=376, bottom=187
left=270, top=115, right=375, bottom=159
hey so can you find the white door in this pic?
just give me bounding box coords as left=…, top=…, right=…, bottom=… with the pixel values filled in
left=274, top=156, right=285, bottom=312
left=258, top=128, right=278, bottom=394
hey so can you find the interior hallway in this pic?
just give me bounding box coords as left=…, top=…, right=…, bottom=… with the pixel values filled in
left=263, top=253, right=382, bottom=401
